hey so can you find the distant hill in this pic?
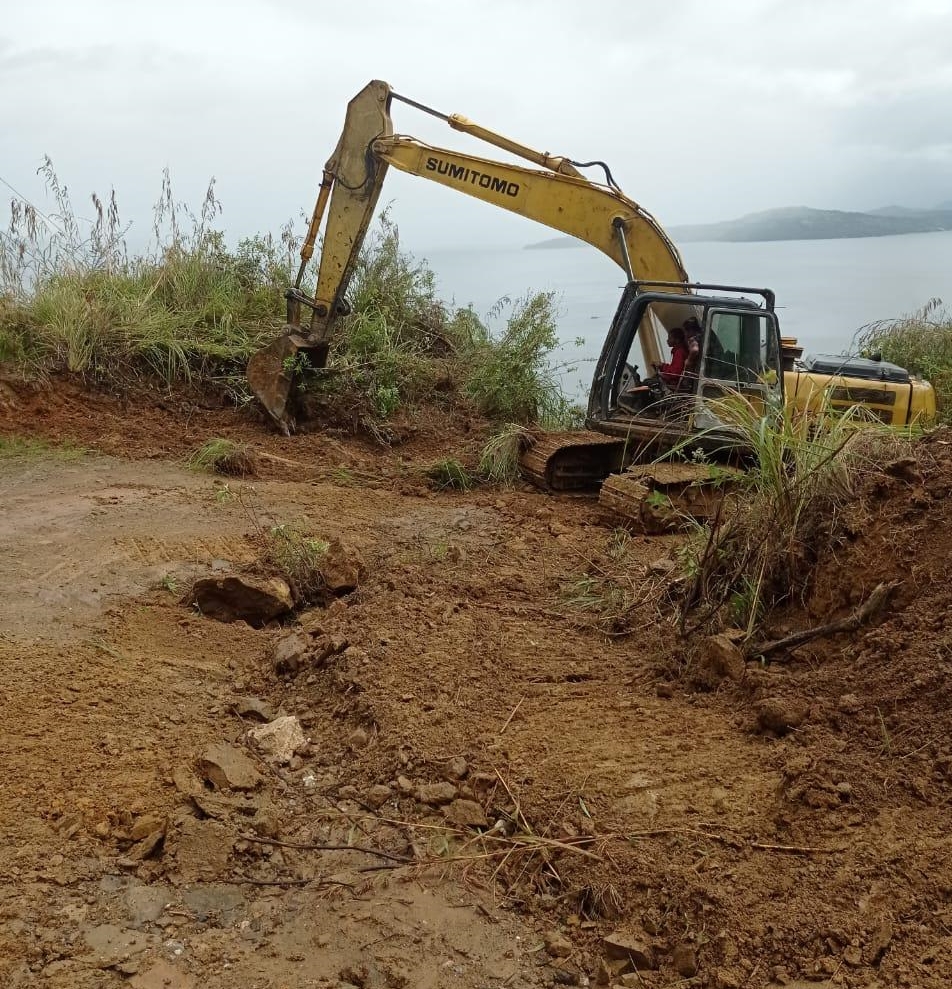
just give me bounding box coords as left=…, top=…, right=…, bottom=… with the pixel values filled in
left=525, top=202, right=952, bottom=247
left=670, top=206, right=952, bottom=243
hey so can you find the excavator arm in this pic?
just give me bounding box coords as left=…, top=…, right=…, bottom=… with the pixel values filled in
left=247, top=79, right=690, bottom=429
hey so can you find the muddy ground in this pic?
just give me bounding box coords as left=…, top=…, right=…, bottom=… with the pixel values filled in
left=2, top=377, right=951, bottom=988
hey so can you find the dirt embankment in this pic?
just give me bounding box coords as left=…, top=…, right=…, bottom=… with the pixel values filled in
left=3, top=377, right=952, bottom=988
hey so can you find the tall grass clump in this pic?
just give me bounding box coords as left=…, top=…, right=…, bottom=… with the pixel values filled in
left=857, top=299, right=952, bottom=421
left=0, top=160, right=295, bottom=393
left=677, top=396, right=911, bottom=636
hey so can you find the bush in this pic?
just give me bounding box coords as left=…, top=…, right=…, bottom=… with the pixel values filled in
left=857, top=299, right=952, bottom=421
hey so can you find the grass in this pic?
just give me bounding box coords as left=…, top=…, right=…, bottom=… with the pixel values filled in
left=1, top=168, right=578, bottom=434
left=187, top=437, right=257, bottom=476
left=857, top=299, right=952, bottom=421
left=425, top=458, right=475, bottom=490
left=0, top=434, right=85, bottom=459
left=478, top=423, right=533, bottom=484
left=260, top=522, right=330, bottom=605
left=675, top=394, right=912, bottom=636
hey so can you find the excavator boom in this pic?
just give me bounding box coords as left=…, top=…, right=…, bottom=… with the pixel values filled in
left=247, top=80, right=689, bottom=429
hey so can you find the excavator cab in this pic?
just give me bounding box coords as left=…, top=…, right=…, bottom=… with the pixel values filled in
left=587, top=281, right=783, bottom=454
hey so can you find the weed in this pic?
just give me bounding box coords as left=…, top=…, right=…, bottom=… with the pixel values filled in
left=426, top=458, right=475, bottom=491
left=478, top=423, right=532, bottom=484
left=188, top=437, right=258, bottom=477
left=261, top=521, right=329, bottom=604
left=160, top=574, right=179, bottom=594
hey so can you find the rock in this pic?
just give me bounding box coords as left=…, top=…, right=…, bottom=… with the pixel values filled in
left=444, top=798, right=488, bottom=829
left=756, top=697, right=807, bottom=736
left=130, top=815, right=166, bottom=842
left=544, top=931, right=574, bottom=958
left=837, top=692, right=862, bottom=715
left=416, top=781, right=458, bottom=806
left=672, top=943, right=698, bottom=977
left=655, top=682, right=674, bottom=698
left=82, top=923, right=152, bottom=968
left=130, top=829, right=165, bottom=861
left=443, top=756, right=469, bottom=780
left=395, top=775, right=414, bottom=796
left=364, top=784, right=393, bottom=809
left=602, top=931, right=656, bottom=970
left=320, top=538, right=364, bottom=595
left=200, top=742, right=262, bottom=791
left=247, top=716, right=306, bottom=764
left=272, top=632, right=310, bottom=675
left=233, top=696, right=277, bottom=722
left=188, top=574, right=293, bottom=625
left=698, top=633, right=746, bottom=682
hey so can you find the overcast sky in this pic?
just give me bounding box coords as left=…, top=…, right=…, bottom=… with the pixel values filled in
left=2, top=0, right=951, bottom=251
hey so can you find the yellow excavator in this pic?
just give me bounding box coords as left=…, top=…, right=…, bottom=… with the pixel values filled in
left=247, top=80, right=936, bottom=514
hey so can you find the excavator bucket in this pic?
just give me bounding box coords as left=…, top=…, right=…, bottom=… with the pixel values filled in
left=246, top=331, right=328, bottom=433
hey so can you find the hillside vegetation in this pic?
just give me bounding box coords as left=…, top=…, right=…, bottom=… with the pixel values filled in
left=0, top=162, right=578, bottom=430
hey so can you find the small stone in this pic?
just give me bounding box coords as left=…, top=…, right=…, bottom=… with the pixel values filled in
left=364, top=784, right=392, bottom=809
left=272, top=632, right=310, bottom=675
left=395, top=776, right=414, bottom=796
left=837, top=693, right=862, bottom=715
left=655, top=682, right=674, bottom=698
left=602, top=931, right=656, bottom=970
left=444, top=798, right=488, bottom=829
left=348, top=727, right=370, bottom=749
left=843, top=945, right=863, bottom=967
left=544, top=931, right=573, bottom=958
left=755, top=697, right=807, bottom=736
left=247, top=716, right=306, bottom=765
left=443, top=756, right=469, bottom=780
left=416, top=782, right=458, bottom=806
left=672, top=943, right=698, bottom=977
left=320, top=538, right=364, bottom=595
left=200, top=743, right=262, bottom=791
left=836, top=781, right=853, bottom=799
left=698, top=633, right=746, bottom=682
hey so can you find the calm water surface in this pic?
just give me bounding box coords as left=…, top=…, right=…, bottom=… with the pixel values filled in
left=425, top=230, right=952, bottom=397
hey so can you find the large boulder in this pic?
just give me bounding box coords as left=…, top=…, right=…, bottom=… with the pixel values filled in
left=188, top=574, right=293, bottom=625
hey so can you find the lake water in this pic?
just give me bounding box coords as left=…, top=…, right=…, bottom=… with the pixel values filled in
left=425, top=230, right=952, bottom=398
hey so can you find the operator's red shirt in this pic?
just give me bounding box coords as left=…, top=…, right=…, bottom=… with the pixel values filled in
left=659, top=343, right=688, bottom=389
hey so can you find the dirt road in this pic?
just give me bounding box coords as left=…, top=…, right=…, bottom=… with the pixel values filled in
left=2, top=380, right=951, bottom=987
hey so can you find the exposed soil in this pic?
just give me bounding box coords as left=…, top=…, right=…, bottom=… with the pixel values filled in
left=2, top=375, right=952, bottom=988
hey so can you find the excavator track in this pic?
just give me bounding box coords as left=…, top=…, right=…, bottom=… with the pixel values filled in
left=598, top=462, right=741, bottom=533
left=518, top=431, right=629, bottom=492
